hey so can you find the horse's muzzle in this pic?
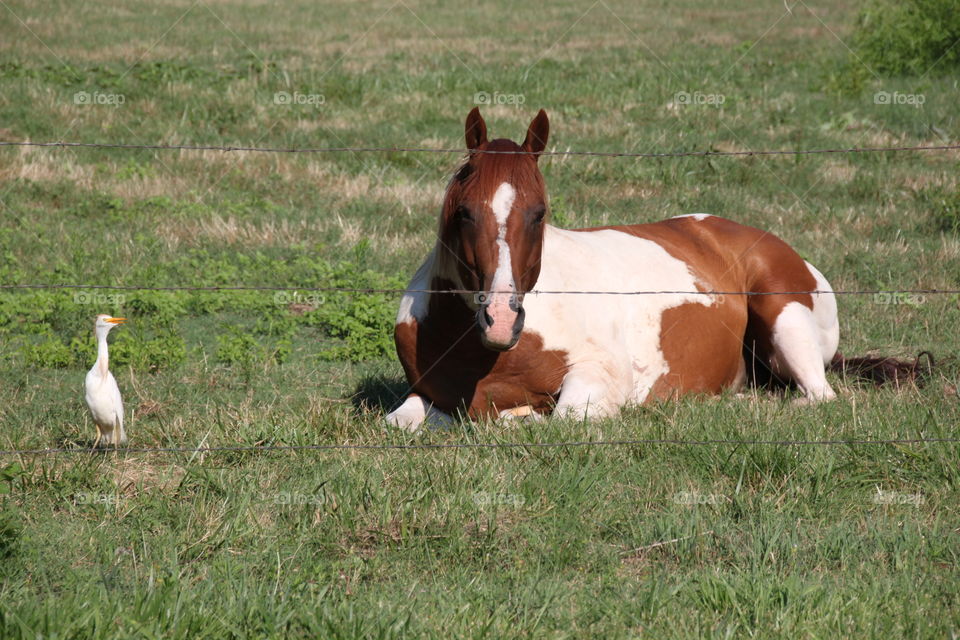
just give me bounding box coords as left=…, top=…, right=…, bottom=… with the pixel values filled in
left=477, top=296, right=525, bottom=351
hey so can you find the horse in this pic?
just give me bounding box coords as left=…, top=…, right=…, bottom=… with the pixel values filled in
left=386, top=108, right=843, bottom=430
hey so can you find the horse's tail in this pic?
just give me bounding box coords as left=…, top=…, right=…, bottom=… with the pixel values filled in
left=828, top=351, right=935, bottom=388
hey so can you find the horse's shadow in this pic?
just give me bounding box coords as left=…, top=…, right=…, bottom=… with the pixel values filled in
left=351, top=365, right=797, bottom=418
left=351, top=375, right=411, bottom=414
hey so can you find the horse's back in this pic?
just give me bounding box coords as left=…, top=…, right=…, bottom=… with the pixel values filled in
left=530, top=219, right=756, bottom=402
left=531, top=214, right=836, bottom=401
left=573, top=214, right=816, bottom=291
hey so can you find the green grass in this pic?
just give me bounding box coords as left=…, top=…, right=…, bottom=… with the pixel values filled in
left=0, top=0, right=958, bottom=637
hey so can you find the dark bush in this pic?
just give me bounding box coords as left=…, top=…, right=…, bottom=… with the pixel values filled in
left=854, top=0, right=960, bottom=75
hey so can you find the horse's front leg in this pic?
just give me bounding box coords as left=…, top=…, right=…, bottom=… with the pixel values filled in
left=552, top=363, right=627, bottom=420
left=386, top=394, right=454, bottom=431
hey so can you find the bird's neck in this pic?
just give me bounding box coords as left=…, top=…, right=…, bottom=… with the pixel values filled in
left=96, top=331, right=110, bottom=378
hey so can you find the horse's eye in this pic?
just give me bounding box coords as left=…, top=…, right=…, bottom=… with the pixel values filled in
left=529, top=207, right=546, bottom=224
left=455, top=206, right=473, bottom=223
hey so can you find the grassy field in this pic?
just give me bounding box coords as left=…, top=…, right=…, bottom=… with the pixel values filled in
left=1, top=0, right=959, bottom=637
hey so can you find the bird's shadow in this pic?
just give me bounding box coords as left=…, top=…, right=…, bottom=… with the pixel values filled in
left=56, top=434, right=122, bottom=453
left=351, top=374, right=410, bottom=415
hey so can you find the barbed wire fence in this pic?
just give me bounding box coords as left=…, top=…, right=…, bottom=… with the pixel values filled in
left=1, top=137, right=958, bottom=458
left=3, top=437, right=960, bottom=458
left=2, top=283, right=959, bottom=298
left=3, top=139, right=960, bottom=157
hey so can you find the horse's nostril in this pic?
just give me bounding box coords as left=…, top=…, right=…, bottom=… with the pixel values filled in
left=513, top=306, right=525, bottom=333
left=479, top=306, right=494, bottom=329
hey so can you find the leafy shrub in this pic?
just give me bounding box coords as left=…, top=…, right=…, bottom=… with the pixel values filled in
left=110, top=331, right=187, bottom=373
left=19, top=323, right=185, bottom=372
left=0, top=290, right=87, bottom=336
left=854, top=0, right=960, bottom=75
left=22, top=338, right=73, bottom=368
left=215, top=327, right=263, bottom=369
left=302, top=245, right=405, bottom=362
left=5, top=243, right=404, bottom=368
left=216, top=313, right=296, bottom=372
left=314, top=290, right=399, bottom=362
left=124, top=291, right=187, bottom=327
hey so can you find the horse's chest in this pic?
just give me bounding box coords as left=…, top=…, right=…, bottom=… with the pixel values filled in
left=395, top=318, right=568, bottom=416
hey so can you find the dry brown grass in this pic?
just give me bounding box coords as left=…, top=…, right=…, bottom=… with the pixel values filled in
left=817, top=160, right=857, bottom=184
left=156, top=215, right=324, bottom=249
left=112, top=457, right=186, bottom=497
left=6, top=147, right=95, bottom=186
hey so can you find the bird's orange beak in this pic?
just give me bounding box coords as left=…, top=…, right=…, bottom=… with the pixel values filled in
left=107, top=317, right=126, bottom=324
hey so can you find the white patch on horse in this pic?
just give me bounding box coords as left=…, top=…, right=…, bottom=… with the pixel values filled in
left=521, top=226, right=715, bottom=417
left=804, top=261, right=840, bottom=364
left=385, top=394, right=454, bottom=432
left=489, top=182, right=516, bottom=296
left=672, top=213, right=712, bottom=221
left=396, top=249, right=435, bottom=324
left=768, top=301, right=836, bottom=402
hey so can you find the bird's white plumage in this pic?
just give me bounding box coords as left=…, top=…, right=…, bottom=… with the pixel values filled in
left=84, top=315, right=126, bottom=447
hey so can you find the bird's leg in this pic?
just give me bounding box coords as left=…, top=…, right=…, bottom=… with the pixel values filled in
left=93, top=424, right=102, bottom=450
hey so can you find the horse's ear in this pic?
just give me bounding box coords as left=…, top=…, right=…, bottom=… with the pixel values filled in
left=465, top=107, right=488, bottom=151
left=522, top=109, right=549, bottom=159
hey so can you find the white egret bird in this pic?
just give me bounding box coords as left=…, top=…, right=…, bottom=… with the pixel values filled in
left=84, top=314, right=127, bottom=448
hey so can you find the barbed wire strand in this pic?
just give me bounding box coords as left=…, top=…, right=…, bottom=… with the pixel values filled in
left=1, top=140, right=959, bottom=158
left=1, top=437, right=959, bottom=458
left=1, top=284, right=958, bottom=297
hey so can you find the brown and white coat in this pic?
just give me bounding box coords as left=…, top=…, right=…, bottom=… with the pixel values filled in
left=387, top=109, right=839, bottom=430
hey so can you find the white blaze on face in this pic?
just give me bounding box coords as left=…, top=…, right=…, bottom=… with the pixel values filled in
left=490, top=182, right=516, bottom=295
left=483, top=182, right=519, bottom=346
